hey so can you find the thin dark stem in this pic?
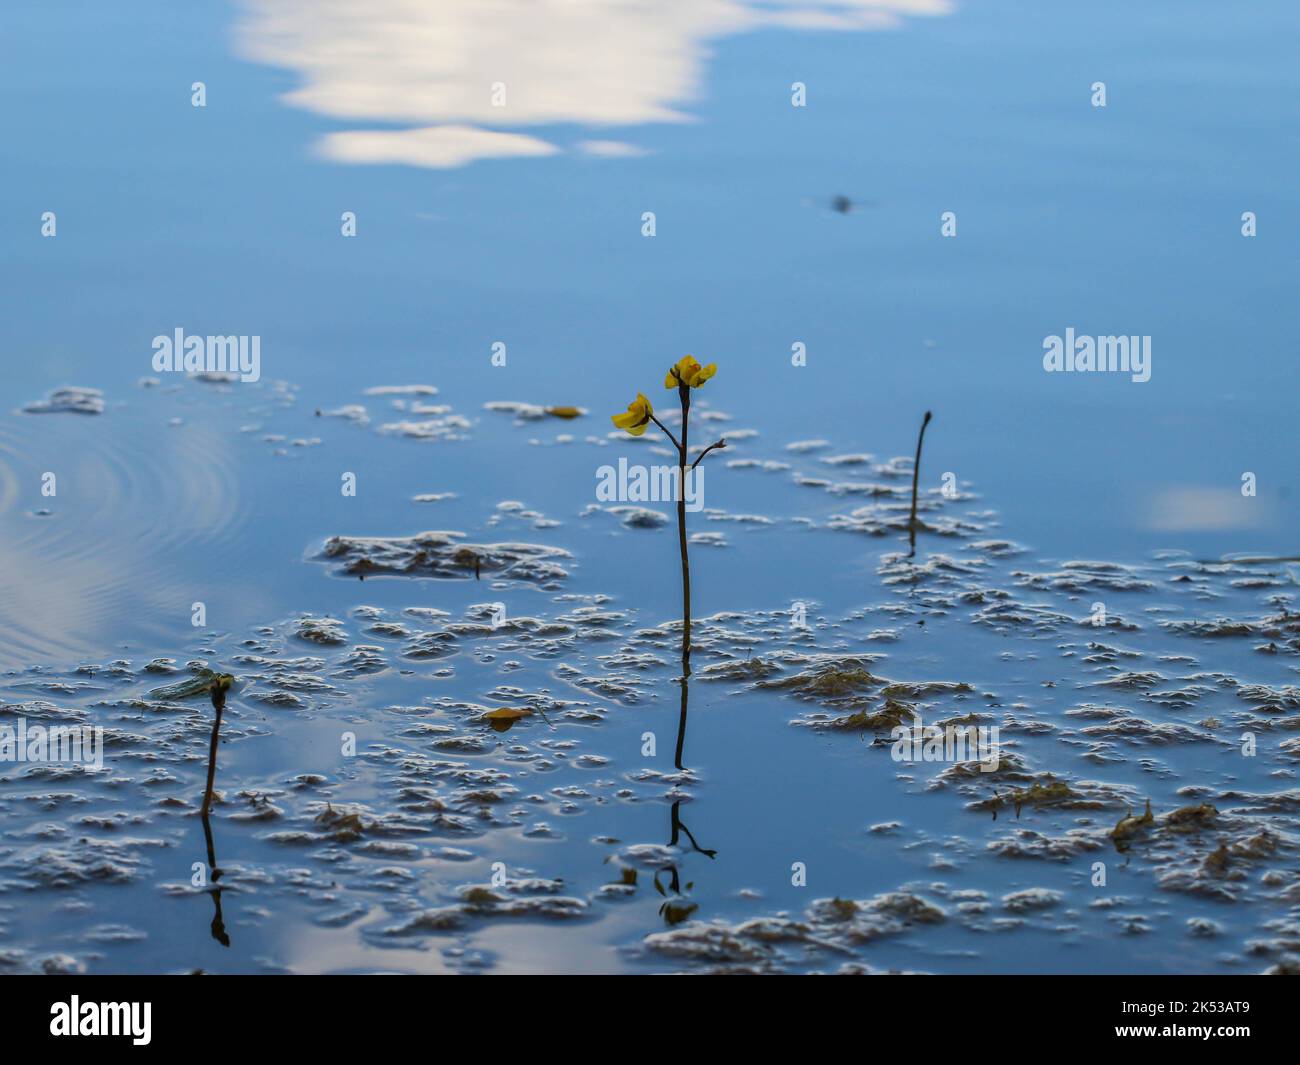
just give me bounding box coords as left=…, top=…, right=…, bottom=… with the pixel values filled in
left=691, top=438, right=726, bottom=470
left=201, top=686, right=226, bottom=818
left=201, top=684, right=230, bottom=946
left=675, top=817, right=717, bottom=860
left=677, top=383, right=691, bottom=669
left=200, top=803, right=230, bottom=946
left=649, top=413, right=681, bottom=452
left=670, top=682, right=714, bottom=850
left=674, top=673, right=689, bottom=769
left=907, top=410, right=933, bottom=558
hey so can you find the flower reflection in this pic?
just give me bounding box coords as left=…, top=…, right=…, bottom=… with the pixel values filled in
left=652, top=670, right=716, bottom=926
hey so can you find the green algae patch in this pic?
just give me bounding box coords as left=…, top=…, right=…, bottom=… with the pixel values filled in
left=314, top=803, right=367, bottom=841
left=762, top=666, right=885, bottom=700
left=734, top=656, right=781, bottom=679
left=1201, top=829, right=1278, bottom=878
left=937, top=711, right=987, bottom=728
left=1110, top=798, right=1154, bottom=849
left=463, top=887, right=502, bottom=907
left=829, top=699, right=916, bottom=732
left=826, top=897, right=859, bottom=921
left=975, top=775, right=1079, bottom=818
left=1163, top=803, right=1219, bottom=832
left=1234, top=829, right=1279, bottom=858
left=699, top=656, right=783, bottom=682
left=1202, top=842, right=1231, bottom=875
left=660, top=900, right=699, bottom=926
left=880, top=680, right=974, bottom=700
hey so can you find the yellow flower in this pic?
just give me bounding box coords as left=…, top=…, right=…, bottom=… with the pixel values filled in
left=664, top=355, right=717, bottom=389
left=611, top=392, right=654, bottom=435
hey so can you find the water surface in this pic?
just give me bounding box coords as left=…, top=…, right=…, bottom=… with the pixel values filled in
left=1, top=0, right=1297, bottom=975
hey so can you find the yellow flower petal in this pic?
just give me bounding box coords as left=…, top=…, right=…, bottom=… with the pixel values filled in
left=665, top=355, right=716, bottom=389
left=665, top=355, right=698, bottom=389
left=611, top=393, right=653, bottom=435
left=690, top=362, right=716, bottom=387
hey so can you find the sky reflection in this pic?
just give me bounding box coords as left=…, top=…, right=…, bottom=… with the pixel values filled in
left=236, top=0, right=953, bottom=167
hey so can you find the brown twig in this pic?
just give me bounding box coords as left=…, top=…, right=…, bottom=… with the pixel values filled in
left=691, top=439, right=727, bottom=470
left=649, top=413, right=681, bottom=452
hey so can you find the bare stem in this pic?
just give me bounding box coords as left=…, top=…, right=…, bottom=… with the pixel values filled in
left=200, top=683, right=231, bottom=946
left=691, top=438, right=727, bottom=470
left=674, top=672, right=689, bottom=769
left=908, top=410, right=933, bottom=557
left=676, top=383, right=692, bottom=670
left=201, top=685, right=227, bottom=818
left=649, top=413, right=681, bottom=452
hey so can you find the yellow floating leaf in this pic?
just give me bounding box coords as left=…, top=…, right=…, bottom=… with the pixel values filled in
left=545, top=406, right=584, bottom=419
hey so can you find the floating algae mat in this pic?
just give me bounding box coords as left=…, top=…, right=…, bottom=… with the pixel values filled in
left=2, top=369, right=1299, bottom=976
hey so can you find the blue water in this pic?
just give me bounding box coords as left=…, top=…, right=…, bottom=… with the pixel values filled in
left=0, top=0, right=1296, bottom=974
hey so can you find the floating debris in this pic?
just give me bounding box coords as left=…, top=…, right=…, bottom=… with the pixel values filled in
left=480, top=707, right=531, bottom=733
left=22, top=387, right=105, bottom=415
left=316, top=531, right=570, bottom=586
left=147, top=668, right=235, bottom=702
left=364, top=384, right=438, bottom=396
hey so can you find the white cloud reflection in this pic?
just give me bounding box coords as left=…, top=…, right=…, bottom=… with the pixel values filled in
left=235, top=0, right=952, bottom=168
left=1143, top=487, right=1270, bottom=533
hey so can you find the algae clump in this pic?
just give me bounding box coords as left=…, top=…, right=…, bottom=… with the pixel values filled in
left=1110, top=798, right=1154, bottom=849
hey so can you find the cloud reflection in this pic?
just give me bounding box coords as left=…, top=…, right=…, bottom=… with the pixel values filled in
left=1143, top=487, right=1269, bottom=533
left=235, top=0, right=952, bottom=168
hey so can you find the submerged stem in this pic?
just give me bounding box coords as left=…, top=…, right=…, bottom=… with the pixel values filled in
left=675, top=673, right=689, bottom=770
